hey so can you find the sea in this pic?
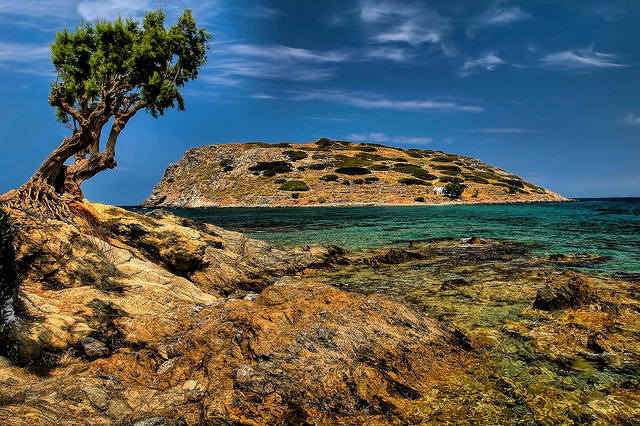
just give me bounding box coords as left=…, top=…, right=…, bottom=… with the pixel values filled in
left=132, top=198, right=640, bottom=276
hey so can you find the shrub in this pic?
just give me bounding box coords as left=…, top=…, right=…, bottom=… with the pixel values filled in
left=317, top=196, right=327, bottom=203
left=222, top=166, right=234, bottom=172
left=369, top=164, right=390, bottom=171
left=432, top=164, right=462, bottom=175
left=393, top=164, right=437, bottom=180
left=332, top=154, right=370, bottom=167
left=354, top=145, right=377, bottom=152
left=473, top=171, right=500, bottom=180
left=432, top=155, right=458, bottom=162
left=320, top=174, right=339, bottom=182
left=353, top=179, right=364, bottom=184
left=315, top=138, right=337, bottom=148
left=355, top=152, right=386, bottom=161
left=249, top=161, right=292, bottom=177
left=500, top=178, right=525, bottom=188
left=472, top=189, right=479, bottom=198
left=297, top=166, right=306, bottom=171
left=220, top=158, right=233, bottom=167
left=274, top=178, right=286, bottom=184
left=399, top=177, right=430, bottom=185
left=491, top=182, right=526, bottom=194
left=335, top=166, right=371, bottom=175
left=312, top=153, right=329, bottom=160
left=278, top=180, right=310, bottom=191
left=414, top=197, right=425, bottom=202
left=463, top=174, right=489, bottom=184
left=283, top=150, right=308, bottom=161
left=291, top=192, right=300, bottom=199
left=342, top=180, right=351, bottom=185
left=444, top=182, right=464, bottom=198
left=308, top=163, right=329, bottom=170
left=406, top=150, right=424, bottom=158
left=244, top=142, right=291, bottom=148
left=390, top=157, right=408, bottom=162
left=364, top=176, right=380, bottom=183
left=439, top=176, right=464, bottom=184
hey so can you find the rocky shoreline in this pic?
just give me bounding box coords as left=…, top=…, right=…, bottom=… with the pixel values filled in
left=0, top=202, right=638, bottom=424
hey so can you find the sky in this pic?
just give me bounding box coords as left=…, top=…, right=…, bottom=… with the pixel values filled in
left=0, top=0, right=639, bottom=204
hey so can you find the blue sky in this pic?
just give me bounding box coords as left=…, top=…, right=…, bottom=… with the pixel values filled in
left=0, top=0, right=639, bottom=204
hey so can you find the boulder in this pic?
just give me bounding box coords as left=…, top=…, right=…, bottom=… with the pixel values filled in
left=533, top=273, right=595, bottom=311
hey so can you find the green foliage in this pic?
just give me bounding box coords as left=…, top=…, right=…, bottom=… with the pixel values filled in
left=432, top=155, right=458, bottom=163
left=311, top=153, right=329, bottom=160
left=248, top=161, right=292, bottom=177
left=320, top=174, right=339, bottom=182
left=369, top=164, right=390, bottom=171
left=390, top=157, right=408, bottom=162
left=472, top=171, right=500, bottom=180
left=500, top=178, right=525, bottom=188
left=439, top=176, right=464, bottom=184
left=297, top=166, right=306, bottom=171
left=51, top=9, right=211, bottom=122
left=335, top=166, right=371, bottom=175
left=332, top=154, right=370, bottom=167
left=283, top=150, right=308, bottom=161
left=364, top=176, right=380, bottom=183
left=308, top=163, right=329, bottom=170
left=244, top=142, right=291, bottom=148
left=491, top=182, right=527, bottom=194
left=219, top=158, right=233, bottom=172
left=342, top=180, right=351, bottom=185
left=274, top=178, right=286, bottom=184
left=432, top=164, right=462, bottom=175
left=0, top=208, right=18, bottom=328
left=414, top=197, right=425, bottom=202
left=393, top=164, right=437, bottom=180
left=444, top=182, right=464, bottom=199
left=314, top=138, right=348, bottom=150
left=399, top=177, right=430, bottom=186
left=406, top=150, right=424, bottom=158
left=278, top=180, right=310, bottom=191
left=462, top=174, right=489, bottom=184
left=354, top=145, right=377, bottom=152
left=355, top=152, right=386, bottom=161
left=353, top=179, right=364, bottom=184
left=291, top=192, right=300, bottom=199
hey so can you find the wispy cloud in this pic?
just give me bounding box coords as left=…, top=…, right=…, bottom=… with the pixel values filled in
left=347, top=132, right=431, bottom=144
left=261, top=89, right=484, bottom=113
left=459, top=53, right=504, bottom=76
left=621, top=113, right=640, bottom=125
left=76, top=0, right=153, bottom=21
left=0, top=42, right=53, bottom=75
left=228, top=44, right=352, bottom=63
left=364, top=46, right=415, bottom=62
left=468, top=6, right=532, bottom=37
left=540, top=48, right=627, bottom=69
left=359, top=0, right=450, bottom=47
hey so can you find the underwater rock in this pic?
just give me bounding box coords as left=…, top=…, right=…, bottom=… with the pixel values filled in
left=440, top=278, right=471, bottom=290
left=532, top=273, right=594, bottom=311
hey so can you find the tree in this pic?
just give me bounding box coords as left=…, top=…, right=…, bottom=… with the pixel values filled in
left=443, top=182, right=464, bottom=199
left=0, top=9, right=210, bottom=218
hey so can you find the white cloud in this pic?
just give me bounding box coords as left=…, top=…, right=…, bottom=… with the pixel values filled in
left=363, top=46, right=414, bottom=62
left=283, top=89, right=484, bottom=113
left=347, top=132, right=431, bottom=144
left=228, top=44, right=352, bottom=63
left=459, top=53, right=504, bottom=76
left=359, top=0, right=450, bottom=47
left=76, top=0, right=152, bottom=21
left=622, top=114, right=640, bottom=125
left=468, top=6, right=532, bottom=37
left=0, top=42, right=53, bottom=75
left=540, top=48, right=627, bottom=69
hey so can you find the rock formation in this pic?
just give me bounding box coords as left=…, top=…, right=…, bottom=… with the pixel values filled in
left=142, top=139, right=567, bottom=208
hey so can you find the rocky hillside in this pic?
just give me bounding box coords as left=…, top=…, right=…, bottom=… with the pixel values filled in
left=142, top=138, right=566, bottom=208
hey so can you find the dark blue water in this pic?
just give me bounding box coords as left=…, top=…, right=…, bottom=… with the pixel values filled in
left=132, top=198, right=640, bottom=274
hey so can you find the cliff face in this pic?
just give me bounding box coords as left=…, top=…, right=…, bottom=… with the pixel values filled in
left=142, top=139, right=567, bottom=208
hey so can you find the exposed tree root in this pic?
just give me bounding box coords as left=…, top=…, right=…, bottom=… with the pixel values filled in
left=0, top=180, right=80, bottom=221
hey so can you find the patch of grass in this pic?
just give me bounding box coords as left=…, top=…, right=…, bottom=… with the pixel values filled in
left=335, top=166, right=372, bottom=175
left=432, top=164, right=462, bottom=175
left=354, top=145, right=378, bottom=152
left=491, top=182, right=527, bottom=194
left=462, top=174, right=489, bottom=184
left=244, top=142, right=291, bottom=148
left=439, top=176, right=464, bottom=184
left=314, top=138, right=349, bottom=150
left=369, top=164, right=390, bottom=171
left=500, top=178, right=525, bottom=188
left=283, top=150, right=308, bottom=161
left=308, top=163, right=329, bottom=170
left=320, top=174, right=339, bottom=182
left=432, top=155, right=458, bottom=162
left=274, top=178, right=287, bottom=184
left=399, top=177, right=431, bottom=186
left=355, top=152, right=386, bottom=161
left=278, top=180, right=310, bottom=191
left=312, top=153, right=329, bottom=160
left=249, top=161, right=293, bottom=177
left=472, top=171, right=501, bottom=180
left=393, top=164, right=437, bottom=180
left=332, top=154, right=371, bottom=167
left=364, top=176, right=380, bottom=183
left=406, top=150, right=424, bottom=158
left=390, top=157, right=408, bottom=162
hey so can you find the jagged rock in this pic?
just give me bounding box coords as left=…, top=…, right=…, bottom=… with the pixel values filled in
left=533, top=273, right=595, bottom=311
left=375, top=248, right=426, bottom=264
left=81, top=337, right=109, bottom=358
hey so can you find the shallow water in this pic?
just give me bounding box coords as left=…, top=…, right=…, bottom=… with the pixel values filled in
left=133, top=198, right=640, bottom=274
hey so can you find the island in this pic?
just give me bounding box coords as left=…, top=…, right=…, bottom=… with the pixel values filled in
left=142, top=138, right=567, bottom=208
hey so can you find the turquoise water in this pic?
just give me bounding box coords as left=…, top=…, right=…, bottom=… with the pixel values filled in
left=134, top=198, right=640, bottom=274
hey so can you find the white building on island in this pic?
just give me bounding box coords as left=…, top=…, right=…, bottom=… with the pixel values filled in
left=433, top=186, right=444, bottom=195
